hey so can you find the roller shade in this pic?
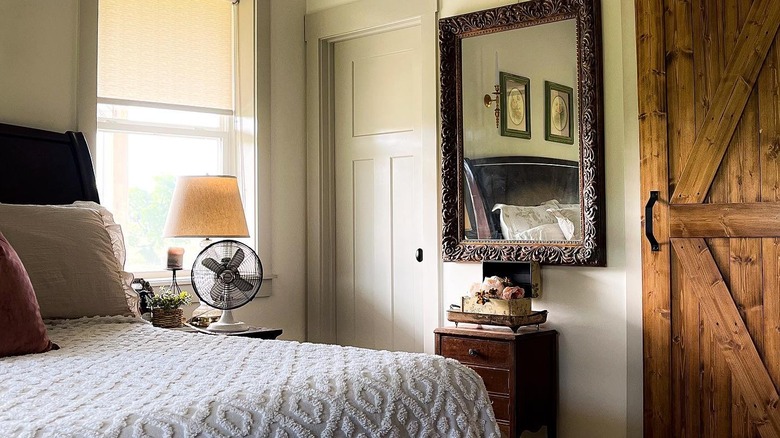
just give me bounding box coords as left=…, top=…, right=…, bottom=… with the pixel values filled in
left=98, top=0, right=233, bottom=112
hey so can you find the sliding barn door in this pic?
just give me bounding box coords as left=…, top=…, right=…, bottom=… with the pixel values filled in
left=638, top=0, right=780, bottom=437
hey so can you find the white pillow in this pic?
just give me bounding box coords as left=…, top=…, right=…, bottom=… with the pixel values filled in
left=492, top=203, right=558, bottom=240
left=65, top=202, right=138, bottom=315
left=547, top=206, right=582, bottom=241
left=0, top=203, right=135, bottom=319
left=516, top=223, right=567, bottom=241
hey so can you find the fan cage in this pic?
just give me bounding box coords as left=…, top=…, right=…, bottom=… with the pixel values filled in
left=191, top=239, right=263, bottom=310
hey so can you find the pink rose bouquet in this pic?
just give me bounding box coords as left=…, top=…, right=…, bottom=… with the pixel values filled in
left=481, top=276, right=506, bottom=296
left=467, top=276, right=523, bottom=301
left=501, top=286, right=526, bottom=300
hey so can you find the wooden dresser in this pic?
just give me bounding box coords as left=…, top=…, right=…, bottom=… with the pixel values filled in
left=434, top=327, right=558, bottom=437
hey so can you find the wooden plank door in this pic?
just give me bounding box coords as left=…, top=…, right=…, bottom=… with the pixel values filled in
left=637, top=0, right=780, bottom=436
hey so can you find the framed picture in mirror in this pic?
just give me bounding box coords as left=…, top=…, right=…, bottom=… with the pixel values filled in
left=500, top=72, right=531, bottom=139
left=545, top=81, right=574, bottom=144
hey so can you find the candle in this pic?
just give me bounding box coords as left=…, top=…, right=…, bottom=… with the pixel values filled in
left=495, top=51, right=499, bottom=84
left=167, top=247, right=184, bottom=270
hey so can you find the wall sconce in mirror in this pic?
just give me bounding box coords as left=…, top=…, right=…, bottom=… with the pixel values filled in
left=484, top=85, right=500, bottom=128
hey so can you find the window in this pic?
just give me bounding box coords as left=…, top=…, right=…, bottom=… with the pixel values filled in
left=97, top=0, right=254, bottom=275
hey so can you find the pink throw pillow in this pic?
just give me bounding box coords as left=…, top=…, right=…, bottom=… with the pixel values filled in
left=0, top=231, right=56, bottom=357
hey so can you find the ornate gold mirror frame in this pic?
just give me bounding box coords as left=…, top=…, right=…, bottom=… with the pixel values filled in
left=439, top=0, right=606, bottom=265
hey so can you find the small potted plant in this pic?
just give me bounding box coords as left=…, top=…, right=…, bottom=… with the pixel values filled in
left=149, top=287, right=192, bottom=328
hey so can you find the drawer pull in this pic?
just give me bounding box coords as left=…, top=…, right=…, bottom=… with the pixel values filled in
left=468, top=348, right=479, bottom=356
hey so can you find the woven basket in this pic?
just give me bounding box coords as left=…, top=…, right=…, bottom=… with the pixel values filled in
left=152, top=308, right=184, bottom=328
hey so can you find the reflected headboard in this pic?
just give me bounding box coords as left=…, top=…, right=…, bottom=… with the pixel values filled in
left=464, top=156, right=579, bottom=239
left=0, top=123, right=99, bottom=205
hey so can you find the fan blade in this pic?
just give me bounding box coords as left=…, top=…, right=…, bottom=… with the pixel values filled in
left=233, top=277, right=255, bottom=291
left=209, top=282, right=224, bottom=303
left=201, top=258, right=225, bottom=275
left=226, top=248, right=245, bottom=270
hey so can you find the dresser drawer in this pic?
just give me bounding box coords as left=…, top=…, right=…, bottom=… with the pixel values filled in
left=470, top=365, right=510, bottom=395
left=440, top=336, right=511, bottom=368
left=490, top=394, right=511, bottom=421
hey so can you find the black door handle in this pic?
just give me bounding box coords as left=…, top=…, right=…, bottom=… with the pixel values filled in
left=645, top=191, right=660, bottom=251
left=415, top=248, right=423, bottom=262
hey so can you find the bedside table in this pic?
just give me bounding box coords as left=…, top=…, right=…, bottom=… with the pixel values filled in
left=435, top=326, right=558, bottom=437
left=171, top=325, right=283, bottom=340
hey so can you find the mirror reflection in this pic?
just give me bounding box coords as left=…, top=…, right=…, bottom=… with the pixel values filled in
left=461, top=19, right=581, bottom=242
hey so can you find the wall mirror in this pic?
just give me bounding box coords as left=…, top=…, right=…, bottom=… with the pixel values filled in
left=439, top=0, right=605, bottom=265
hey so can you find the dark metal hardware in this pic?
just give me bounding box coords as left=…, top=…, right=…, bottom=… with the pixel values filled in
left=415, top=248, right=423, bottom=262
left=645, top=191, right=660, bottom=251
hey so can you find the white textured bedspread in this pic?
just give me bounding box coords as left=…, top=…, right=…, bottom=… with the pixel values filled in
left=0, top=317, right=499, bottom=438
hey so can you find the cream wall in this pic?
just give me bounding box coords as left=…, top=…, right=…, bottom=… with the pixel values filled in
left=0, top=1, right=80, bottom=132
left=306, top=0, right=356, bottom=13
left=265, top=0, right=307, bottom=340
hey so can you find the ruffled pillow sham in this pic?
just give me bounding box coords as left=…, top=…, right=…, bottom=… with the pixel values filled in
left=492, top=200, right=583, bottom=241
left=492, top=203, right=560, bottom=240
left=0, top=203, right=135, bottom=319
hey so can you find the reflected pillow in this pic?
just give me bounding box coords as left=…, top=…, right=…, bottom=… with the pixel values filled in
left=0, top=231, right=56, bottom=357
left=547, top=206, right=582, bottom=241
left=492, top=203, right=558, bottom=240
left=516, top=223, right=567, bottom=241
left=0, top=203, right=134, bottom=319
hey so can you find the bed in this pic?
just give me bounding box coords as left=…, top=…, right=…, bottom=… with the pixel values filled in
left=0, top=123, right=499, bottom=438
left=463, top=156, right=580, bottom=241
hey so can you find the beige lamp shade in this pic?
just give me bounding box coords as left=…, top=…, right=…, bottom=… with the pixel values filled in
left=163, top=176, right=250, bottom=238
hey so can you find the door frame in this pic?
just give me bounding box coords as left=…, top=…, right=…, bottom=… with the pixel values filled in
left=304, top=0, right=440, bottom=352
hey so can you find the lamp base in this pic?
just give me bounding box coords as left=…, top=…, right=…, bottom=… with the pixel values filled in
left=206, top=309, right=248, bottom=332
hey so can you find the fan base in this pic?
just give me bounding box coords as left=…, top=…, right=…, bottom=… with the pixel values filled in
left=207, top=321, right=249, bottom=332
left=205, top=309, right=248, bottom=332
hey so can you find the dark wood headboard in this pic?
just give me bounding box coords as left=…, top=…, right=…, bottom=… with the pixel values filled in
left=464, top=156, right=580, bottom=239
left=0, top=123, right=100, bottom=205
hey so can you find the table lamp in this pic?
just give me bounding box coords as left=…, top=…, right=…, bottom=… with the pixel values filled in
left=163, top=175, right=249, bottom=241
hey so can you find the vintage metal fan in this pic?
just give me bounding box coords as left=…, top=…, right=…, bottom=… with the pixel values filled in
left=191, top=239, right=263, bottom=332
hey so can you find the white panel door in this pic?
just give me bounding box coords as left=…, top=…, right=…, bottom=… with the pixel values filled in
left=334, top=26, right=423, bottom=352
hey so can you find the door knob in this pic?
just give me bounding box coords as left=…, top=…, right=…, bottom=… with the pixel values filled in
left=415, top=248, right=423, bottom=262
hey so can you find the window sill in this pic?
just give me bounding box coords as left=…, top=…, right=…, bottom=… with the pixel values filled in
left=133, top=271, right=276, bottom=299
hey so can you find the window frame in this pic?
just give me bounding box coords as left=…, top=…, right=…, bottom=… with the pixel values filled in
left=95, top=99, right=244, bottom=280
left=96, top=99, right=236, bottom=177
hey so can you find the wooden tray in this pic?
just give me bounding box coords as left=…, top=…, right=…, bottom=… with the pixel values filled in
left=446, top=309, right=548, bottom=332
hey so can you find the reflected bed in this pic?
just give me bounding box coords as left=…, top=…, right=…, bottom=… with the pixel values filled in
left=464, top=156, right=580, bottom=241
